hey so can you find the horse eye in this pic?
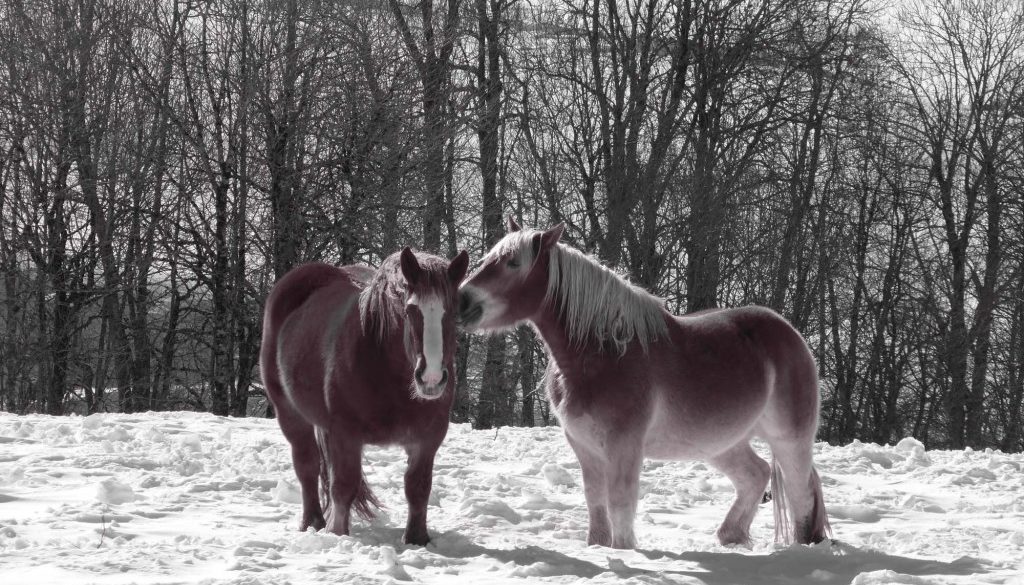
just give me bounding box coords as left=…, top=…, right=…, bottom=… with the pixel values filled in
left=507, top=257, right=521, bottom=269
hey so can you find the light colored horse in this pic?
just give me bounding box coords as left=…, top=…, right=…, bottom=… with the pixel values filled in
left=458, top=218, right=830, bottom=549
left=262, top=247, right=469, bottom=544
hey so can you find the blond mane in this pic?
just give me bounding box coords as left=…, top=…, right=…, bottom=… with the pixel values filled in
left=489, top=230, right=667, bottom=354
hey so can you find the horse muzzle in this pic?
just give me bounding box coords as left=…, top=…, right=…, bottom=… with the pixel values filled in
left=414, top=363, right=449, bottom=400
left=458, top=290, right=483, bottom=329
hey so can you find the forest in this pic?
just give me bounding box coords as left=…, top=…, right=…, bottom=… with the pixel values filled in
left=0, top=0, right=1022, bottom=451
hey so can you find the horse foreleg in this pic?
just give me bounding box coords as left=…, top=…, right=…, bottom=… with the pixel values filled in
left=566, top=434, right=611, bottom=547
left=709, top=442, right=770, bottom=546
left=402, top=442, right=438, bottom=546
left=324, top=437, right=362, bottom=536
left=604, top=440, right=643, bottom=549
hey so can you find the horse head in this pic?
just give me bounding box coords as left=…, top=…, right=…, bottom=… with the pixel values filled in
left=458, top=216, right=564, bottom=332
left=399, top=247, right=470, bottom=399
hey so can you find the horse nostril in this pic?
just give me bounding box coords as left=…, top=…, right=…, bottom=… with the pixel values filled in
left=439, top=369, right=449, bottom=386
left=415, top=361, right=426, bottom=385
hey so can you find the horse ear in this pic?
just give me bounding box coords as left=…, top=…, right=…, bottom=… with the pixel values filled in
left=448, top=250, right=470, bottom=284
left=531, top=222, right=565, bottom=259
left=507, top=214, right=522, bottom=232
left=400, top=247, right=422, bottom=287
left=541, top=223, right=565, bottom=249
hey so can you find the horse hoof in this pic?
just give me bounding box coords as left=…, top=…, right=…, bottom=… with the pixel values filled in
left=403, top=531, right=430, bottom=546
left=716, top=527, right=751, bottom=547
left=301, top=516, right=326, bottom=532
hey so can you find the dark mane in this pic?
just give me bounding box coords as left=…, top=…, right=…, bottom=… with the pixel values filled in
left=359, top=250, right=455, bottom=341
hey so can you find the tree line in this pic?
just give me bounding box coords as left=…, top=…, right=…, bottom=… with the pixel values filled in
left=1, top=0, right=1023, bottom=451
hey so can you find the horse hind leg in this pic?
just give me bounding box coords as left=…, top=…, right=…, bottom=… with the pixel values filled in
left=272, top=400, right=326, bottom=531
left=767, top=438, right=830, bottom=544
left=709, top=442, right=771, bottom=546
left=322, top=432, right=373, bottom=536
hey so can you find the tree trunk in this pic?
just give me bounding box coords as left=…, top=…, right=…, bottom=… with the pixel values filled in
left=268, top=0, right=302, bottom=279
left=210, top=174, right=232, bottom=416
left=686, top=126, right=723, bottom=312
left=475, top=335, right=509, bottom=429
left=965, top=160, right=1003, bottom=446
left=389, top=0, right=460, bottom=252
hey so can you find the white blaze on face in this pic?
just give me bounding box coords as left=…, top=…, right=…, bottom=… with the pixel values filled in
left=411, top=294, right=445, bottom=386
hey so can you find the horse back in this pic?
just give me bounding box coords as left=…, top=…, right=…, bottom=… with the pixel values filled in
left=264, top=263, right=364, bottom=327
left=669, top=306, right=814, bottom=382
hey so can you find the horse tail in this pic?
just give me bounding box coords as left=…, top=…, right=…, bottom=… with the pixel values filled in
left=314, top=428, right=380, bottom=521
left=770, top=456, right=831, bottom=544
left=351, top=473, right=381, bottom=521
left=315, top=429, right=330, bottom=517
left=769, top=457, right=789, bottom=542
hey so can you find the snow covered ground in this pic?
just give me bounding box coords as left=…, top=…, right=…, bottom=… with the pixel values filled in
left=0, top=411, right=1022, bottom=585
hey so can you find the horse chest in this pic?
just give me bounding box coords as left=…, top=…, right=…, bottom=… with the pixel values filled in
left=561, top=412, right=612, bottom=451
left=550, top=374, right=628, bottom=420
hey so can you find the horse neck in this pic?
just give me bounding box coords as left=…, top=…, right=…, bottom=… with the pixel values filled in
left=529, top=299, right=587, bottom=372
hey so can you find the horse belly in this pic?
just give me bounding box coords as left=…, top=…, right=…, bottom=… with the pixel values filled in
left=641, top=389, right=759, bottom=461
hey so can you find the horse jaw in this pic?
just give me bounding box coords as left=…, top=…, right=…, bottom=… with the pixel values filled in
left=457, top=285, right=513, bottom=333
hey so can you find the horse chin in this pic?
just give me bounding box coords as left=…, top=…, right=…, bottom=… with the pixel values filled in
left=471, top=312, right=528, bottom=335
left=473, top=321, right=517, bottom=335
left=462, top=306, right=517, bottom=334
left=412, top=382, right=447, bottom=401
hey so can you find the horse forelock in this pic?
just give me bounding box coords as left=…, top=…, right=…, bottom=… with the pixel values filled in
left=484, top=230, right=538, bottom=274
left=359, top=251, right=456, bottom=344
left=542, top=243, right=667, bottom=354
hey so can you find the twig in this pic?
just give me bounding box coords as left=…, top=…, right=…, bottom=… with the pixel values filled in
left=97, top=513, right=107, bottom=549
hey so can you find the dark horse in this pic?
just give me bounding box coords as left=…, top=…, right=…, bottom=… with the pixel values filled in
left=261, top=247, right=469, bottom=545
left=459, top=218, right=829, bottom=549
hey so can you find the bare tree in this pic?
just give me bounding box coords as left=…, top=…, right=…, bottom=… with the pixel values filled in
left=389, top=0, right=462, bottom=252
left=895, top=0, right=1024, bottom=447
